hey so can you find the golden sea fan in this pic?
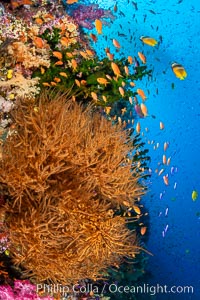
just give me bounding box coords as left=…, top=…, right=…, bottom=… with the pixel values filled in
left=0, top=91, right=144, bottom=210
left=0, top=91, right=146, bottom=284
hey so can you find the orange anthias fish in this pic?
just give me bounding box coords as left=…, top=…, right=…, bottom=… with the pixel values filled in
left=124, top=66, right=129, bottom=75
left=119, top=87, right=125, bottom=97
left=66, top=0, right=78, bottom=4
left=163, top=154, right=167, bottom=165
left=113, top=39, right=121, bottom=48
left=54, top=61, right=63, bottom=66
left=130, top=81, right=135, bottom=87
left=160, top=121, right=165, bottom=130
left=163, top=175, right=169, bottom=186
left=128, top=56, right=133, bottom=64
left=132, top=205, right=141, bottom=215
left=35, top=18, right=43, bottom=25
left=33, top=37, right=45, bottom=48
left=59, top=72, right=68, bottom=78
left=71, top=59, right=78, bottom=70
left=40, top=67, right=45, bottom=74
left=90, top=33, right=98, bottom=43
left=137, top=89, right=147, bottom=101
left=75, top=79, right=81, bottom=87
left=140, top=226, right=147, bottom=236
left=164, top=142, right=169, bottom=151
left=140, top=103, right=148, bottom=117
left=95, top=19, right=103, bottom=34
left=66, top=52, right=73, bottom=58
left=42, top=82, right=51, bottom=87
left=60, top=37, right=69, bottom=47
left=54, top=77, right=61, bottom=83
left=97, top=77, right=109, bottom=86
left=138, top=52, right=146, bottom=64
left=79, top=51, right=89, bottom=59
left=107, top=52, right=114, bottom=61
left=85, top=49, right=95, bottom=57
left=136, top=122, right=141, bottom=134
left=111, top=62, right=123, bottom=79
left=91, top=92, right=98, bottom=101
left=104, top=106, right=112, bottom=114
left=167, top=157, right=171, bottom=166
left=52, top=51, right=63, bottom=60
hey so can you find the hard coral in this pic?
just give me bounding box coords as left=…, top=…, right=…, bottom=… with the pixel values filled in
left=0, top=91, right=144, bottom=284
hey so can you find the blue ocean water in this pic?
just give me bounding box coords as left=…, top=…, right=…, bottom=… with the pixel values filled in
left=67, top=0, right=200, bottom=299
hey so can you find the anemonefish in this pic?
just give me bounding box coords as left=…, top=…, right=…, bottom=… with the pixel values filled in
left=140, top=36, right=158, bottom=46
left=171, top=62, right=187, bottom=80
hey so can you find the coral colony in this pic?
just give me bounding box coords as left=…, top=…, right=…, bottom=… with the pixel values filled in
left=0, top=1, right=151, bottom=299
left=69, top=4, right=116, bottom=29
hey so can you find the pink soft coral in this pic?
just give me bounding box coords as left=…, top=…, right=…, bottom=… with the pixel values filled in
left=0, top=280, right=53, bottom=300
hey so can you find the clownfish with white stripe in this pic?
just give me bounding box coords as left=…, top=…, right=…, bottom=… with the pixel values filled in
left=171, top=62, right=187, bottom=80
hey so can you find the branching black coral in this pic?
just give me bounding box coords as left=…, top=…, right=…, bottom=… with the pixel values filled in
left=0, top=91, right=146, bottom=284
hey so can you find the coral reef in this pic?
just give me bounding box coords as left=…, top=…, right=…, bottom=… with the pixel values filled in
left=0, top=1, right=151, bottom=298
left=0, top=2, right=80, bottom=101
left=0, top=91, right=145, bottom=285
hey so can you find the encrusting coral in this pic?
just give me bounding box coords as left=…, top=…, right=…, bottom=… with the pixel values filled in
left=0, top=91, right=145, bottom=284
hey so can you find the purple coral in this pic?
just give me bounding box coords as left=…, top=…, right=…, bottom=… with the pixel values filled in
left=0, top=280, right=54, bottom=300
left=69, top=3, right=116, bottom=29
left=72, top=4, right=105, bottom=29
